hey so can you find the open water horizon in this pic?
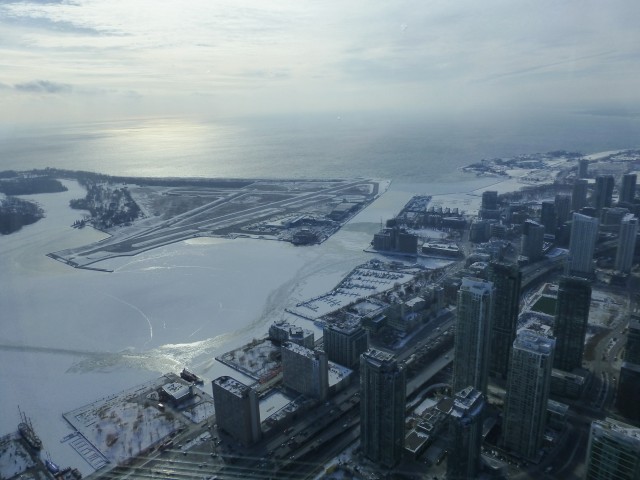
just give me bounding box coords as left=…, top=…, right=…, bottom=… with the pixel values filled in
left=2, top=110, right=639, bottom=183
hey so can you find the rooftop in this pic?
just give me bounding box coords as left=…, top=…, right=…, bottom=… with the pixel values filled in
left=451, top=387, right=484, bottom=418
left=283, top=341, right=320, bottom=359
left=213, top=376, right=251, bottom=397
left=592, top=418, right=640, bottom=446
left=547, top=399, right=569, bottom=415
left=362, top=348, right=396, bottom=367
left=621, top=362, right=640, bottom=373
left=514, top=330, right=555, bottom=355
left=405, top=296, right=425, bottom=307
left=161, top=382, right=191, bottom=400
left=423, top=242, right=460, bottom=251
left=328, top=362, right=352, bottom=386
left=271, top=320, right=313, bottom=336
left=460, top=277, right=494, bottom=295
left=325, top=318, right=363, bottom=335
left=551, top=369, right=586, bottom=383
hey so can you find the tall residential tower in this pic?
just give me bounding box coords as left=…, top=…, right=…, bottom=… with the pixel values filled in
left=615, top=214, right=638, bottom=273
left=281, top=342, right=328, bottom=400
left=586, top=418, right=640, bottom=480
left=323, top=319, right=368, bottom=369
left=553, top=276, right=592, bottom=372
left=502, top=331, right=555, bottom=461
left=488, top=262, right=521, bottom=380
left=453, top=277, right=494, bottom=394
left=593, top=174, right=614, bottom=212
left=619, top=173, right=637, bottom=205
left=568, top=213, right=599, bottom=277
left=360, top=349, right=406, bottom=467
left=572, top=179, right=589, bottom=212
left=212, top=376, right=261, bottom=445
left=617, top=316, right=640, bottom=421
left=447, top=387, right=486, bottom=480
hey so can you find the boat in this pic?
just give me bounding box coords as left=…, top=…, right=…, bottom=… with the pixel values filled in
left=180, top=368, right=203, bottom=384
left=18, top=408, right=42, bottom=450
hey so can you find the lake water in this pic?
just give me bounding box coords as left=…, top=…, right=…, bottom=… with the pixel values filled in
left=2, top=111, right=639, bottom=183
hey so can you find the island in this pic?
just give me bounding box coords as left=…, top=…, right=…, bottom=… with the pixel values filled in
left=1, top=168, right=387, bottom=269
left=0, top=171, right=68, bottom=234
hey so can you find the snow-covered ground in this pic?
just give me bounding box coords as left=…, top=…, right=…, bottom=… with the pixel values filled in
left=260, top=391, right=292, bottom=420
left=288, top=264, right=421, bottom=321
left=0, top=433, right=39, bottom=480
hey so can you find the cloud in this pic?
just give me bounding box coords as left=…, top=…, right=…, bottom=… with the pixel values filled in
left=2, top=1, right=640, bottom=121
left=0, top=1, right=107, bottom=36
left=13, top=80, right=72, bottom=93
left=5, top=15, right=106, bottom=35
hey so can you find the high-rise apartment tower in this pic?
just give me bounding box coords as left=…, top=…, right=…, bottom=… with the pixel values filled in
left=572, top=179, right=589, bottom=212
left=502, top=331, right=555, bottom=461
left=360, top=349, right=406, bottom=467
left=447, top=387, right=485, bottom=480
left=212, top=376, right=261, bottom=445
left=619, top=173, right=637, bottom=205
left=553, top=276, right=591, bottom=371
left=453, top=277, right=494, bottom=394
left=615, top=214, right=638, bottom=273
left=586, top=418, right=640, bottom=480
left=281, top=342, right=328, bottom=400
left=568, top=212, right=599, bottom=277
left=488, top=262, right=521, bottom=379
left=323, top=319, right=368, bottom=369
left=593, top=174, right=614, bottom=212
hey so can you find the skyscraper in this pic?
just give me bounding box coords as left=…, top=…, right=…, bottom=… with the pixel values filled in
left=488, top=261, right=521, bottom=379
left=521, top=220, right=545, bottom=261
left=453, top=277, right=494, bottom=394
left=553, top=276, right=592, bottom=371
left=212, top=376, right=261, bottom=445
left=624, top=315, right=640, bottom=364
left=568, top=212, right=599, bottom=277
left=586, top=418, right=640, bottom=480
left=555, top=193, right=572, bottom=226
left=480, top=190, right=500, bottom=219
left=360, top=349, right=406, bottom=467
left=323, top=319, right=368, bottom=369
left=617, top=316, right=640, bottom=421
left=602, top=206, right=630, bottom=227
left=619, top=173, right=637, bottom=205
left=281, top=342, right=328, bottom=400
left=593, top=174, right=614, bottom=212
left=502, top=331, right=555, bottom=461
left=540, top=201, right=556, bottom=234
left=572, top=179, right=588, bottom=212
left=447, top=387, right=485, bottom=480
left=482, top=190, right=498, bottom=210
left=615, top=214, right=638, bottom=273
left=579, top=158, right=589, bottom=178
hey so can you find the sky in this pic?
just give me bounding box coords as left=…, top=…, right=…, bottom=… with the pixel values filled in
left=1, top=0, right=640, bottom=124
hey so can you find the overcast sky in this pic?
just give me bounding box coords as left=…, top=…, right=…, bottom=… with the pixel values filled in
left=1, top=0, right=639, bottom=124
